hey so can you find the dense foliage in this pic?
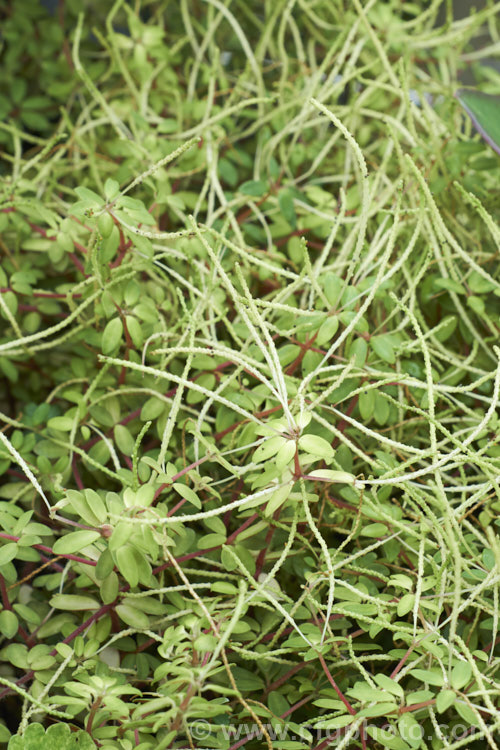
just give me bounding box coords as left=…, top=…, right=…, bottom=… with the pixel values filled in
left=1, top=1, right=500, bottom=748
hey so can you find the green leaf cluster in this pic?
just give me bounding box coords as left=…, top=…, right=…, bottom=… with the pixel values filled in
left=1, top=1, right=500, bottom=749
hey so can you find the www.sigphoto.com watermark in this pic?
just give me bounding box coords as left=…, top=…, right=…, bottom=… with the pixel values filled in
left=189, top=718, right=480, bottom=744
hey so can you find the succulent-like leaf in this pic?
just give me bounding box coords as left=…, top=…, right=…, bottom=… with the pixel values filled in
left=456, top=89, right=500, bottom=155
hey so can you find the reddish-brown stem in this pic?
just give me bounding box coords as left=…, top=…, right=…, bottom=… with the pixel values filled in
left=263, top=662, right=308, bottom=695
left=255, top=508, right=281, bottom=579
left=317, top=653, right=355, bottom=715
left=390, top=642, right=417, bottom=679
left=0, top=603, right=114, bottom=700
left=72, top=455, right=84, bottom=490
left=331, top=394, right=359, bottom=448
left=400, top=699, right=436, bottom=713
left=86, top=695, right=103, bottom=736
left=226, top=693, right=313, bottom=750
left=0, top=533, right=97, bottom=567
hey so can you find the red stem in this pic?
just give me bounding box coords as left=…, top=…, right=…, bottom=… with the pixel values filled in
left=317, top=653, right=355, bottom=715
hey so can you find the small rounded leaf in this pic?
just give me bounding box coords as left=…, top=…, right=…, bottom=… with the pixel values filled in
left=104, top=178, right=120, bottom=201
left=451, top=662, right=472, bottom=690
left=316, top=316, right=339, bottom=346
left=52, top=530, right=101, bottom=554
left=0, top=543, right=18, bottom=566
left=116, top=603, right=149, bottom=630
left=253, top=436, right=287, bottom=463
left=100, top=571, right=119, bottom=605
left=307, top=469, right=355, bottom=483
left=298, top=434, right=334, bottom=461
left=101, top=317, right=123, bottom=355
left=398, top=713, right=422, bottom=748
left=397, top=593, right=415, bottom=617
left=436, top=688, right=456, bottom=714
left=97, top=212, right=114, bottom=238
left=50, top=594, right=100, bottom=610
left=0, top=610, right=19, bottom=639
left=370, top=334, right=396, bottom=364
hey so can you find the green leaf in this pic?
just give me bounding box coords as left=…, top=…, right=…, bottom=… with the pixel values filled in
left=307, top=469, right=355, bottom=483
left=265, top=484, right=292, bottom=516
left=436, top=688, right=456, bottom=713
left=49, top=594, right=100, bottom=611
left=52, top=530, right=101, bottom=554
left=451, top=661, right=472, bottom=690
left=313, top=698, right=344, bottom=710
left=104, top=178, right=120, bottom=201
left=8, top=723, right=44, bottom=750
left=456, top=89, right=500, bottom=155
left=298, top=434, right=334, bottom=460
left=239, top=180, right=268, bottom=196
left=359, top=389, right=375, bottom=420
left=121, top=595, right=165, bottom=615
left=97, top=212, right=114, bottom=238
left=434, top=277, right=465, bottom=294
left=347, top=682, right=390, bottom=702
left=197, top=533, right=226, bottom=549
left=194, top=634, right=218, bottom=652
left=212, top=581, right=238, bottom=595
left=135, top=484, right=155, bottom=507
left=218, top=157, right=238, bottom=186
left=13, top=603, right=40, bottom=626
left=373, top=673, right=404, bottom=698
left=125, top=315, right=143, bottom=348
left=95, top=548, right=114, bottom=580
left=357, top=702, right=398, bottom=718
left=83, top=489, right=107, bottom=523
left=109, top=522, right=133, bottom=551
left=455, top=700, right=481, bottom=726
left=361, top=522, right=388, bottom=538
left=467, top=295, right=485, bottom=315
left=397, top=593, right=415, bottom=616
left=253, top=435, right=287, bottom=463
left=27, top=646, right=56, bottom=671
left=366, top=726, right=411, bottom=750
left=74, top=186, right=104, bottom=205
left=115, top=545, right=140, bottom=588
left=64, top=490, right=102, bottom=527
left=408, top=668, right=444, bottom=687
left=231, top=666, right=265, bottom=691
left=434, top=315, right=457, bottom=342
left=316, top=714, right=353, bottom=729
left=100, top=571, right=119, bottom=604
left=316, top=316, right=339, bottom=346
left=406, top=690, right=434, bottom=706
left=370, top=334, right=396, bottom=364
left=0, top=725, right=10, bottom=744
left=278, top=344, right=301, bottom=366
left=467, top=270, right=496, bottom=294
left=278, top=190, right=296, bottom=228
left=373, top=392, right=390, bottom=426
left=349, top=337, right=368, bottom=366
left=172, top=483, right=201, bottom=509
left=47, top=416, right=74, bottom=432
left=101, top=317, right=123, bottom=354
left=116, top=603, right=149, bottom=629
left=398, top=713, right=422, bottom=748
left=0, top=610, right=19, bottom=638
left=140, top=396, right=165, bottom=421
left=0, top=543, right=18, bottom=565
left=3, top=644, right=28, bottom=669
left=275, top=440, right=296, bottom=470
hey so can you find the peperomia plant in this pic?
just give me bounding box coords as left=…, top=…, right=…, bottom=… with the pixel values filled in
left=456, top=89, right=500, bottom=156
left=1, top=2, right=500, bottom=750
